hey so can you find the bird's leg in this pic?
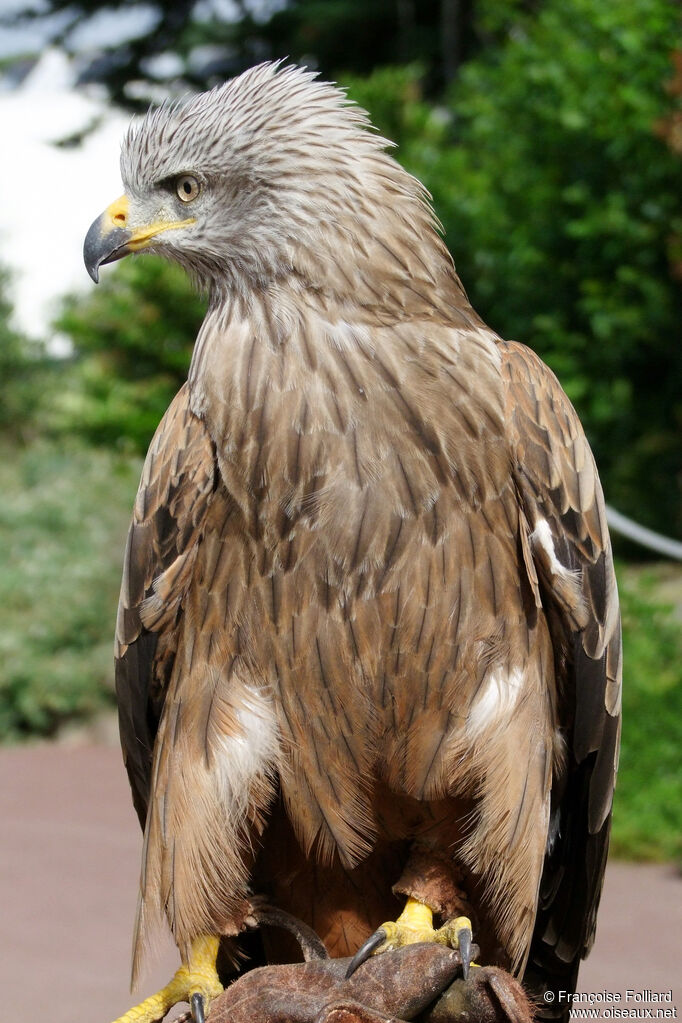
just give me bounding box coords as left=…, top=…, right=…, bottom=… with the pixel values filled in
left=346, top=842, right=477, bottom=981
left=111, top=934, right=223, bottom=1023
left=345, top=896, right=473, bottom=979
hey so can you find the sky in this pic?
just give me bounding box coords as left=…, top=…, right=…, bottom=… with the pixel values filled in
left=0, top=0, right=284, bottom=59
left=0, top=1, right=159, bottom=58
left=0, top=3, right=284, bottom=342
left=0, top=49, right=131, bottom=340
left=0, top=1, right=292, bottom=341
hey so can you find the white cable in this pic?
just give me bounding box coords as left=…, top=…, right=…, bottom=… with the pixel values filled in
left=606, top=505, right=682, bottom=561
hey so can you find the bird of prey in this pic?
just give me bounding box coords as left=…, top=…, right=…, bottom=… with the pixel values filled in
left=83, top=63, right=621, bottom=1023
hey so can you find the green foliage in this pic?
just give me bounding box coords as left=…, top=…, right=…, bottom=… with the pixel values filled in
left=54, top=255, right=205, bottom=452
left=0, top=440, right=140, bottom=739
left=8, top=0, right=482, bottom=106
left=0, top=266, right=50, bottom=441
left=341, top=64, right=441, bottom=152
left=446, top=2, right=682, bottom=534
left=611, top=566, right=682, bottom=861
left=346, top=0, right=682, bottom=538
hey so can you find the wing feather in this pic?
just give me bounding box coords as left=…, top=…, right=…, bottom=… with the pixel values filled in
left=500, top=341, right=622, bottom=1015
left=115, top=383, right=216, bottom=828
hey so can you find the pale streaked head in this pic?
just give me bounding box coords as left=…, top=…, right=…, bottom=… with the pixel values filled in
left=83, top=62, right=451, bottom=301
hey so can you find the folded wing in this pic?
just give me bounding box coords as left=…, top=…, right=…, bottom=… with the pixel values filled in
left=500, top=340, right=622, bottom=1015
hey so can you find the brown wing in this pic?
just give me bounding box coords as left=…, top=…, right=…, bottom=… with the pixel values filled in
left=499, top=341, right=622, bottom=1015
left=115, top=383, right=217, bottom=827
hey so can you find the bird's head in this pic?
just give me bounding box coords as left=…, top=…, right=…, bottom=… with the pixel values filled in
left=84, top=62, right=452, bottom=306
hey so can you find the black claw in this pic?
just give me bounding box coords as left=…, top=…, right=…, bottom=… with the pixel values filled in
left=345, top=927, right=388, bottom=979
left=190, top=992, right=205, bottom=1023
left=459, top=925, right=473, bottom=981
left=249, top=903, right=329, bottom=961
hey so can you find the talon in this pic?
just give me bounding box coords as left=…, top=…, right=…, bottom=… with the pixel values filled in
left=112, top=934, right=221, bottom=1023
left=457, top=921, right=473, bottom=980
left=345, top=927, right=388, bottom=978
left=190, top=993, right=205, bottom=1023
left=346, top=897, right=438, bottom=978
left=445, top=915, right=473, bottom=980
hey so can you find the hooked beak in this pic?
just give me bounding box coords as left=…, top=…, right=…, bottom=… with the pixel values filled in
left=83, top=195, right=196, bottom=282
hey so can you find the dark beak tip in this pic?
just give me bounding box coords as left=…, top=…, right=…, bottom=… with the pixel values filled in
left=83, top=214, right=105, bottom=283
left=83, top=214, right=130, bottom=283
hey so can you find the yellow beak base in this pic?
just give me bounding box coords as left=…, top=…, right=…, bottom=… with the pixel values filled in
left=83, top=194, right=195, bottom=282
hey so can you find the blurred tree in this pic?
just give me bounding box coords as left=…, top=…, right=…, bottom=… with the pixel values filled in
left=344, top=4, right=682, bottom=538
left=439, top=0, right=682, bottom=539
left=24, top=0, right=681, bottom=535
left=0, top=440, right=141, bottom=739
left=3, top=0, right=538, bottom=106
left=53, top=256, right=205, bottom=451
left=0, top=265, right=51, bottom=443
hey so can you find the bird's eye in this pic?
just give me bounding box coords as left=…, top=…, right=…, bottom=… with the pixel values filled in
left=175, top=175, right=200, bottom=203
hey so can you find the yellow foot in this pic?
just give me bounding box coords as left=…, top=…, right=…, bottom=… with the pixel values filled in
left=345, top=897, right=474, bottom=980
left=112, top=935, right=223, bottom=1023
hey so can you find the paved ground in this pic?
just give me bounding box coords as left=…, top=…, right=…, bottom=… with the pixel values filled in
left=1, top=744, right=680, bottom=1023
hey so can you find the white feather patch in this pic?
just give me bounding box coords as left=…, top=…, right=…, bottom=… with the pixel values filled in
left=467, top=667, right=524, bottom=736
left=214, top=685, right=280, bottom=816
left=531, top=518, right=572, bottom=578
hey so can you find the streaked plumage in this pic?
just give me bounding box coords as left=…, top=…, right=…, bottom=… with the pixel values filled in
left=99, top=63, right=620, bottom=1016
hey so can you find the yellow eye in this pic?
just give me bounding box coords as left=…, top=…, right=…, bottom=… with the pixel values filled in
left=175, top=175, right=200, bottom=202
